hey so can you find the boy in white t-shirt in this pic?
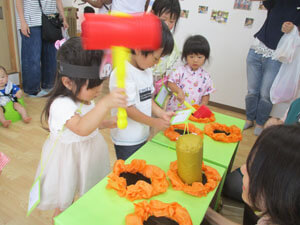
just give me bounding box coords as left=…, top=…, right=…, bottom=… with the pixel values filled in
left=109, top=21, right=175, bottom=160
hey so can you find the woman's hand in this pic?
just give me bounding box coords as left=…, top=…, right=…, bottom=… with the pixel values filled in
left=20, top=20, right=30, bottom=37
left=63, top=19, right=69, bottom=29
left=282, top=21, right=294, bottom=34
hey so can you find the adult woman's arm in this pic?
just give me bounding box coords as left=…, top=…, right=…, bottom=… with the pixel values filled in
left=15, top=0, right=30, bottom=37
left=56, top=0, right=69, bottom=29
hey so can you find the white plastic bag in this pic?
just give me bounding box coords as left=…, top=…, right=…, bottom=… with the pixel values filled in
left=270, top=31, right=300, bottom=104
left=272, top=26, right=299, bottom=63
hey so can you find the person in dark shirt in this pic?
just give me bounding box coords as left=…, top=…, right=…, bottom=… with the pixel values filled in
left=244, top=0, right=300, bottom=136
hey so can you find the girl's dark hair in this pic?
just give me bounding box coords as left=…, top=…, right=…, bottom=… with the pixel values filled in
left=131, top=20, right=174, bottom=58
left=84, top=6, right=95, bottom=13
left=246, top=124, right=300, bottom=225
left=152, top=0, right=181, bottom=31
left=0, top=65, right=7, bottom=74
left=41, top=37, right=103, bottom=128
left=181, top=35, right=210, bottom=61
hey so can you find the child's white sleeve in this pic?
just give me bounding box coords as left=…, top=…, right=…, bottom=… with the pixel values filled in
left=50, top=97, right=78, bottom=131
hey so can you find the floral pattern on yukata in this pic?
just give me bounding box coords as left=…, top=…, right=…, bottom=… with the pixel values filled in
left=166, top=65, right=215, bottom=112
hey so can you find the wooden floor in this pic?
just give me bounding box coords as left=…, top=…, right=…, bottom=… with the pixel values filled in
left=0, top=79, right=257, bottom=225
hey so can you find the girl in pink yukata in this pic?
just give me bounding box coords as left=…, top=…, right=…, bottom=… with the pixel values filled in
left=166, top=35, right=215, bottom=112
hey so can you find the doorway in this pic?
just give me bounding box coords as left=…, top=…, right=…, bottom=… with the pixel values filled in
left=0, top=0, right=19, bottom=74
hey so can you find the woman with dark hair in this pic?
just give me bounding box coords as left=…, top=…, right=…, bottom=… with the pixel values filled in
left=205, top=124, right=300, bottom=225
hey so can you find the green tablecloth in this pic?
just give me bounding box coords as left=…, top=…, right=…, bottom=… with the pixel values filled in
left=151, top=111, right=245, bottom=168
left=55, top=141, right=225, bottom=225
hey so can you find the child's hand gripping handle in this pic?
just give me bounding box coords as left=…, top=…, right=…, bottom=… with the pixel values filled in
left=173, top=92, right=196, bottom=112
left=113, top=46, right=130, bottom=129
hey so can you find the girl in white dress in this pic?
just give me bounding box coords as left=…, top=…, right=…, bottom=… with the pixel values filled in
left=33, top=37, right=127, bottom=220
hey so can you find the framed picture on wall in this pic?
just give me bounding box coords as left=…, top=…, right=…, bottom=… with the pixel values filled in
left=210, top=10, right=229, bottom=24
left=198, top=5, right=208, bottom=14
left=258, top=1, right=266, bottom=10
left=233, top=0, right=252, bottom=10
left=180, top=10, right=189, bottom=18
left=244, top=18, right=254, bottom=28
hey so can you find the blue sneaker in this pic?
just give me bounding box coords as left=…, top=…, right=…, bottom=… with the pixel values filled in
left=254, top=126, right=263, bottom=136
left=36, top=89, right=52, bottom=97
left=243, top=121, right=254, bottom=130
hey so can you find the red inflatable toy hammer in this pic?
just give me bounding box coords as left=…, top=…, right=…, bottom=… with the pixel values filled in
left=81, top=13, right=162, bottom=129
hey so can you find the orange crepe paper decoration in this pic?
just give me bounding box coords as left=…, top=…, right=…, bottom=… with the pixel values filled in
left=204, top=123, right=242, bottom=143
left=189, top=104, right=215, bottom=123
left=164, top=123, right=204, bottom=141
left=126, top=200, right=192, bottom=225
left=167, top=161, right=221, bottom=197
left=106, top=159, right=169, bottom=201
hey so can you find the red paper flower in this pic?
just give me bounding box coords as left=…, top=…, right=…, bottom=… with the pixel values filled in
left=188, top=104, right=215, bottom=123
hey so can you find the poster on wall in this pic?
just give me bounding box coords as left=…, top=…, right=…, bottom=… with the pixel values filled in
left=233, top=0, right=252, bottom=10
left=180, top=10, right=189, bottom=18
left=244, top=18, right=254, bottom=28
left=258, top=1, right=266, bottom=10
left=210, top=10, right=229, bottom=24
left=198, top=5, right=208, bottom=14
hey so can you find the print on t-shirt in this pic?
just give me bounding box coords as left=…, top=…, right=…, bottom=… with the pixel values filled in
left=139, top=87, right=152, bottom=102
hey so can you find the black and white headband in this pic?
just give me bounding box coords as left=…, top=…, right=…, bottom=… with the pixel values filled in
left=57, top=61, right=101, bottom=79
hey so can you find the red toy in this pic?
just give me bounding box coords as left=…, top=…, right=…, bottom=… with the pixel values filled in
left=193, top=105, right=212, bottom=119
left=81, top=13, right=161, bottom=50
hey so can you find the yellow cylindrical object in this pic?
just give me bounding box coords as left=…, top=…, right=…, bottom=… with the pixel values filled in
left=176, top=134, right=203, bottom=185
left=112, top=46, right=130, bottom=129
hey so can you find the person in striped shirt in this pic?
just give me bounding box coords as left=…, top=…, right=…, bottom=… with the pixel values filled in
left=15, top=0, right=68, bottom=97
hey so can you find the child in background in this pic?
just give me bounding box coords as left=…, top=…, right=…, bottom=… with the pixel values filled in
left=33, top=37, right=127, bottom=219
left=84, top=5, right=95, bottom=13
left=166, top=35, right=215, bottom=112
left=109, top=21, right=175, bottom=160
left=151, top=0, right=181, bottom=95
left=0, top=66, right=31, bottom=127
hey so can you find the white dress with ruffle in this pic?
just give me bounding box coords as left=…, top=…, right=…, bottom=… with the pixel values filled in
left=34, top=96, right=110, bottom=210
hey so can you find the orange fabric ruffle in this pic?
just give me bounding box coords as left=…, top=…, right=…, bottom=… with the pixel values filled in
left=106, top=159, right=169, bottom=201
left=167, top=161, right=221, bottom=197
left=204, top=123, right=242, bottom=143
left=164, top=123, right=204, bottom=141
left=126, top=200, right=193, bottom=225
left=189, top=104, right=215, bottom=123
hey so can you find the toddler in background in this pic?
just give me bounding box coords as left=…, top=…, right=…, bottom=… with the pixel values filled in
left=0, top=66, right=31, bottom=127
left=32, top=37, right=127, bottom=220
left=166, top=35, right=215, bottom=112
left=151, top=0, right=181, bottom=95
left=109, top=21, right=175, bottom=160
